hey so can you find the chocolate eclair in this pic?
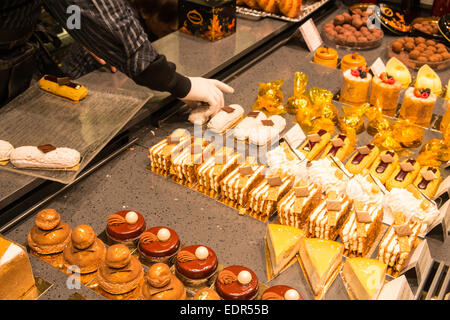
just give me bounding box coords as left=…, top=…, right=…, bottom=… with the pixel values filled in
left=369, top=150, right=399, bottom=184
left=386, top=159, right=421, bottom=191
left=27, top=209, right=71, bottom=255
left=299, top=129, right=331, bottom=160
left=141, top=263, right=186, bottom=300
left=63, top=224, right=106, bottom=274
left=320, top=134, right=354, bottom=161
left=413, top=166, right=441, bottom=198
left=345, top=144, right=380, bottom=175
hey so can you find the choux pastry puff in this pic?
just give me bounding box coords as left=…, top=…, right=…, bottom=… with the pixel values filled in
left=63, top=224, right=106, bottom=274
left=27, top=209, right=71, bottom=255
left=141, top=263, right=186, bottom=300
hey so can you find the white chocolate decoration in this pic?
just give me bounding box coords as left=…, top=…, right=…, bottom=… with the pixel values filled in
left=237, top=270, right=252, bottom=285
left=284, top=289, right=300, bottom=300
left=157, top=228, right=171, bottom=242
left=125, top=211, right=138, bottom=224
left=195, top=246, right=209, bottom=260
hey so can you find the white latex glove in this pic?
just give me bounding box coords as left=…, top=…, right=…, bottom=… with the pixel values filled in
left=181, top=77, right=234, bottom=110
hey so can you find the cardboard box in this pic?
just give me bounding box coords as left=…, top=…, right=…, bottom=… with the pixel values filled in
left=179, top=0, right=236, bottom=41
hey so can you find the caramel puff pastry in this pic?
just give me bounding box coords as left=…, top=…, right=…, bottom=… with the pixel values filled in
left=256, top=0, right=279, bottom=13
left=298, top=129, right=331, bottom=160
left=386, top=159, right=421, bottom=191
left=413, top=166, right=441, bottom=198
left=320, top=134, right=354, bottom=161
left=39, top=75, right=88, bottom=102
left=0, top=140, right=14, bottom=161
left=345, top=144, right=380, bottom=175
left=278, top=0, right=302, bottom=18
left=369, top=150, right=399, bottom=184
left=10, top=145, right=81, bottom=169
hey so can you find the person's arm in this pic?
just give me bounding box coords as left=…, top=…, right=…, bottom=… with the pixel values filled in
left=42, top=0, right=188, bottom=98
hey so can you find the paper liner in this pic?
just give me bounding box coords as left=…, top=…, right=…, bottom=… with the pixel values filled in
left=21, top=276, right=53, bottom=300
left=191, top=184, right=220, bottom=199
left=171, top=263, right=219, bottom=297
left=216, top=194, right=275, bottom=222
left=343, top=223, right=389, bottom=259
left=297, top=254, right=343, bottom=300
left=147, top=165, right=172, bottom=178
left=169, top=175, right=198, bottom=189
left=264, top=237, right=298, bottom=282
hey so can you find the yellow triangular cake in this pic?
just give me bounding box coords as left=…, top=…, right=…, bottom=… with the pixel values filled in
left=299, top=238, right=343, bottom=296
left=342, top=257, right=386, bottom=300
left=266, top=224, right=305, bottom=275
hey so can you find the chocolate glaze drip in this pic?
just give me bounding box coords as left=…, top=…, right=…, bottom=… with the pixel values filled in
left=44, top=75, right=80, bottom=89
left=395, top=159, right=416, bottom=182
left=418, top=167, right=437, bottom=189
left=304, top=129, right=328, bottom=151
left=375, top=151, right=394, bottom=174
left=351, top=144, right=375, bottom=165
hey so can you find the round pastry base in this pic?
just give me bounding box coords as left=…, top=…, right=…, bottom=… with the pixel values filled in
left=136, top=245, right=179, bottom=267
left=173, top=266, right=218, bottom=291
left=105, top=230, right=140, bottom=249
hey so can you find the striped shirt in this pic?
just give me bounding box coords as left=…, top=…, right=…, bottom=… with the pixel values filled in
left=0, top=0, right=191, bottom=98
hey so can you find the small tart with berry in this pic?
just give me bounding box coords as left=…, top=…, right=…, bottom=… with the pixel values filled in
left=105, top=210, right=146, bottom=246
left=399, top=87, right=437, bottom=128
left=340, top=67, right=372, bottom=106
left=369, top=73, right=402, bottom=115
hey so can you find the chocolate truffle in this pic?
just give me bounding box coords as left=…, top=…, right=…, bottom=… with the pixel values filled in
left=343, top=12, right=352, bottom=24
left=409, top=50, right=421, bottom=60
left=415, top=37, right=426, bottom=45
left=404, top=42, right=415, bottom=52
left=215, top=266, right=259, bottom=300
left=392, top=41, right=403, bottom=53
left=334, top=15, right=345, bottom=26
left=426, top=40, right=436, bottom=46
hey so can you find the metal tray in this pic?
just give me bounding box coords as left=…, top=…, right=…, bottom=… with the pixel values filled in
left=0, top=71, right=152, bottom=184
left=237, top=0, right=332, bottom=23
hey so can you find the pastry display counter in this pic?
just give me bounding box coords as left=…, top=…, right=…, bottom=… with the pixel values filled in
left=1, top=1, right=449, bottom=300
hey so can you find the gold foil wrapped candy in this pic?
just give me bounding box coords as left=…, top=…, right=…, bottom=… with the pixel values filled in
left=367, top=117, right=393, bottom=136
left=392, top=120, right=424, bottom=148
left=338, top=103, right=369, bottom=134
left=310, top=117, right=335, bottom=135
left=305, top=87, right=338, bottom=122
left=416, top=152, right=442, bottom=167
left=420, top=139, right=450, bottom=163
left=252, top=79, right=285, bottom=115
left=285, top=72, right=308, bottom=115
left=373, top=131, right=403, bottom=152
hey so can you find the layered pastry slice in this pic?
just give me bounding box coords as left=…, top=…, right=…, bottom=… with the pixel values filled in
left=299, top=238, right=344, bottom=297
left=340, top=201, right=384, bottom=257
left=345, top=144, right=380, bottom=175
left=266, top=224, right=305, bottom=276
left=377, top=212, right=422, bottom=273
left=413, top=166, right=441, bottom=198
left=220, top=157, right=266, bottom=207
left=197, top=147, right=244, bottom=195
left=386, top=158, right=420, bottom=191
left=148, top=129, right=191, bottom=174
left=320, top=133, right=354, bottom=161
left=277, top=179, right=322, bottom=229
left=369, top=150, right=399, bottom=184
left=172, top=138, right=215, bottom=184
left=308, top=190, right=352, bottom=240
left=298, top=129, right=331, bottom=160
left=341, top=258, right=387, bottom=300
left=247, top=173, right=294, bottom=219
